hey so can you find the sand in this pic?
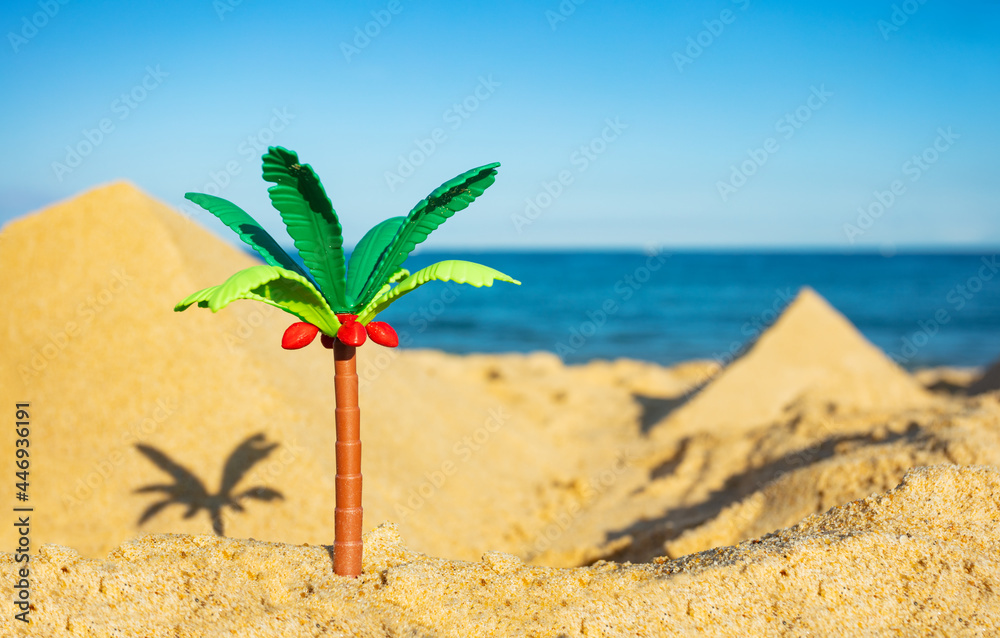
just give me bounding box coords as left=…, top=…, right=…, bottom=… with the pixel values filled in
left=2, top=465, right=999, bottom=636
left=2, top=183, right=999, bottom=635
left=969, top=357, right=1000, bottom=395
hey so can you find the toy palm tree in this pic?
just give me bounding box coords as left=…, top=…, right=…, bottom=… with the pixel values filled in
left=175, top=146, right=519, bottom=577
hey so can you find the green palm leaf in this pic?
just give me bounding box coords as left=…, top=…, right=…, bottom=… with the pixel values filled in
left=175, top=265, right=341, bottom=335
left=356, top=260, right=519, bottom=324
left=183, top=193, right=310, bottom=280
left=355, top=162, right=500, bottom=306
left=261, top=147, right=348, bottom=309
left=345, top=216, right=405, bottom=309
left=365, top=268, right=411, bottom=312
left=387, top=268, right=410, bottom=284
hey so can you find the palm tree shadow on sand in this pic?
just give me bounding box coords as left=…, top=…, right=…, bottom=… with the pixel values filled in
left=134, top=433, right=284, bottom=536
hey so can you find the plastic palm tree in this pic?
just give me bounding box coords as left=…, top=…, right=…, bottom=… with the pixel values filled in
left=175, top=146, right=520, bottom=577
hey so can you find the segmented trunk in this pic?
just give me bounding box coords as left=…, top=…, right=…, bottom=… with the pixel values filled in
left=333, top=341, right=363, bottom=577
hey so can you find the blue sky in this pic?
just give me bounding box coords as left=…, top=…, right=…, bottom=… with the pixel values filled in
left=1, top=0, right=998, bottom=250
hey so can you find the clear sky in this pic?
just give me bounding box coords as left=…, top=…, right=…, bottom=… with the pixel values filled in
left=2, top=0, right=998, bottom=250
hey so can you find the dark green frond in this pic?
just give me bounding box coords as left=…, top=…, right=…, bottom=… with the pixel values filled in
left=345, top=216, right=405, bottom=309
left=355, top=162, right=500, bottom=305
left=261, top=147, right=348, bottom=309
left=183, top=193, right=309, bottom=280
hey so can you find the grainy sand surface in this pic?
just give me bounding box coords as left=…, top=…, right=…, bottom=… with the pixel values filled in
left=2, top=183, right=999, bottom=636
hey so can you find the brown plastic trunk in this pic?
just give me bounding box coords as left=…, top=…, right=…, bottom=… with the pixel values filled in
left=333, top=341, right=363, bottom=577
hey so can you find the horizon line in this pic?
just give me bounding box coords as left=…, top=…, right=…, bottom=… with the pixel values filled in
left=259, top=245, right=1000, bottom=256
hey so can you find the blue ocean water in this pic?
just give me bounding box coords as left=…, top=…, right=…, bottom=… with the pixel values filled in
left=358, top=251, right=1000, bottom=370
left=276, top=250, right=1000, bottom=369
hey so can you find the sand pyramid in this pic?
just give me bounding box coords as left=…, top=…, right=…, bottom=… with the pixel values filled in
left=0, top=183, right=640, bottom=560
left=0, top=182, right=327, bottom=557
left=656, top=287, right=932, bottom=435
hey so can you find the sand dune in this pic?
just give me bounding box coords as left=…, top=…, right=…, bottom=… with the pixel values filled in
left=3, top=184, right=999, bottom=635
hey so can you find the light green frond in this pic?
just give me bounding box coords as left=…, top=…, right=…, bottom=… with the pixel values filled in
left=388, top=268, right=410, bottom=284
left=356, top=260, right=519, bottom=324
left=175, top=265, right=342, bottom=335
left=362, top=268, right=413, bottom=316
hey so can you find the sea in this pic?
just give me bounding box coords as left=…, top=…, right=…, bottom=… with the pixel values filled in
left=323, top=250, right=1000, bottom=370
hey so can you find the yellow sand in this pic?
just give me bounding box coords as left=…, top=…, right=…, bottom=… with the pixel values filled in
left=3, top=466, right=999, bottom=636
left=2, top=183, right=999, bottom=636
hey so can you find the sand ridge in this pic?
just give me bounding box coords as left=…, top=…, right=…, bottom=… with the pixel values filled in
left=2, top=465, right=998, bottom=636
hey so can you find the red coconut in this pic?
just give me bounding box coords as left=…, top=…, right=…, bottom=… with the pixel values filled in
left=281, top=322, right=319, bottom=349
left=365, top=321, right=399, bottom=347
left=336, top=320, right=367, bottom=347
